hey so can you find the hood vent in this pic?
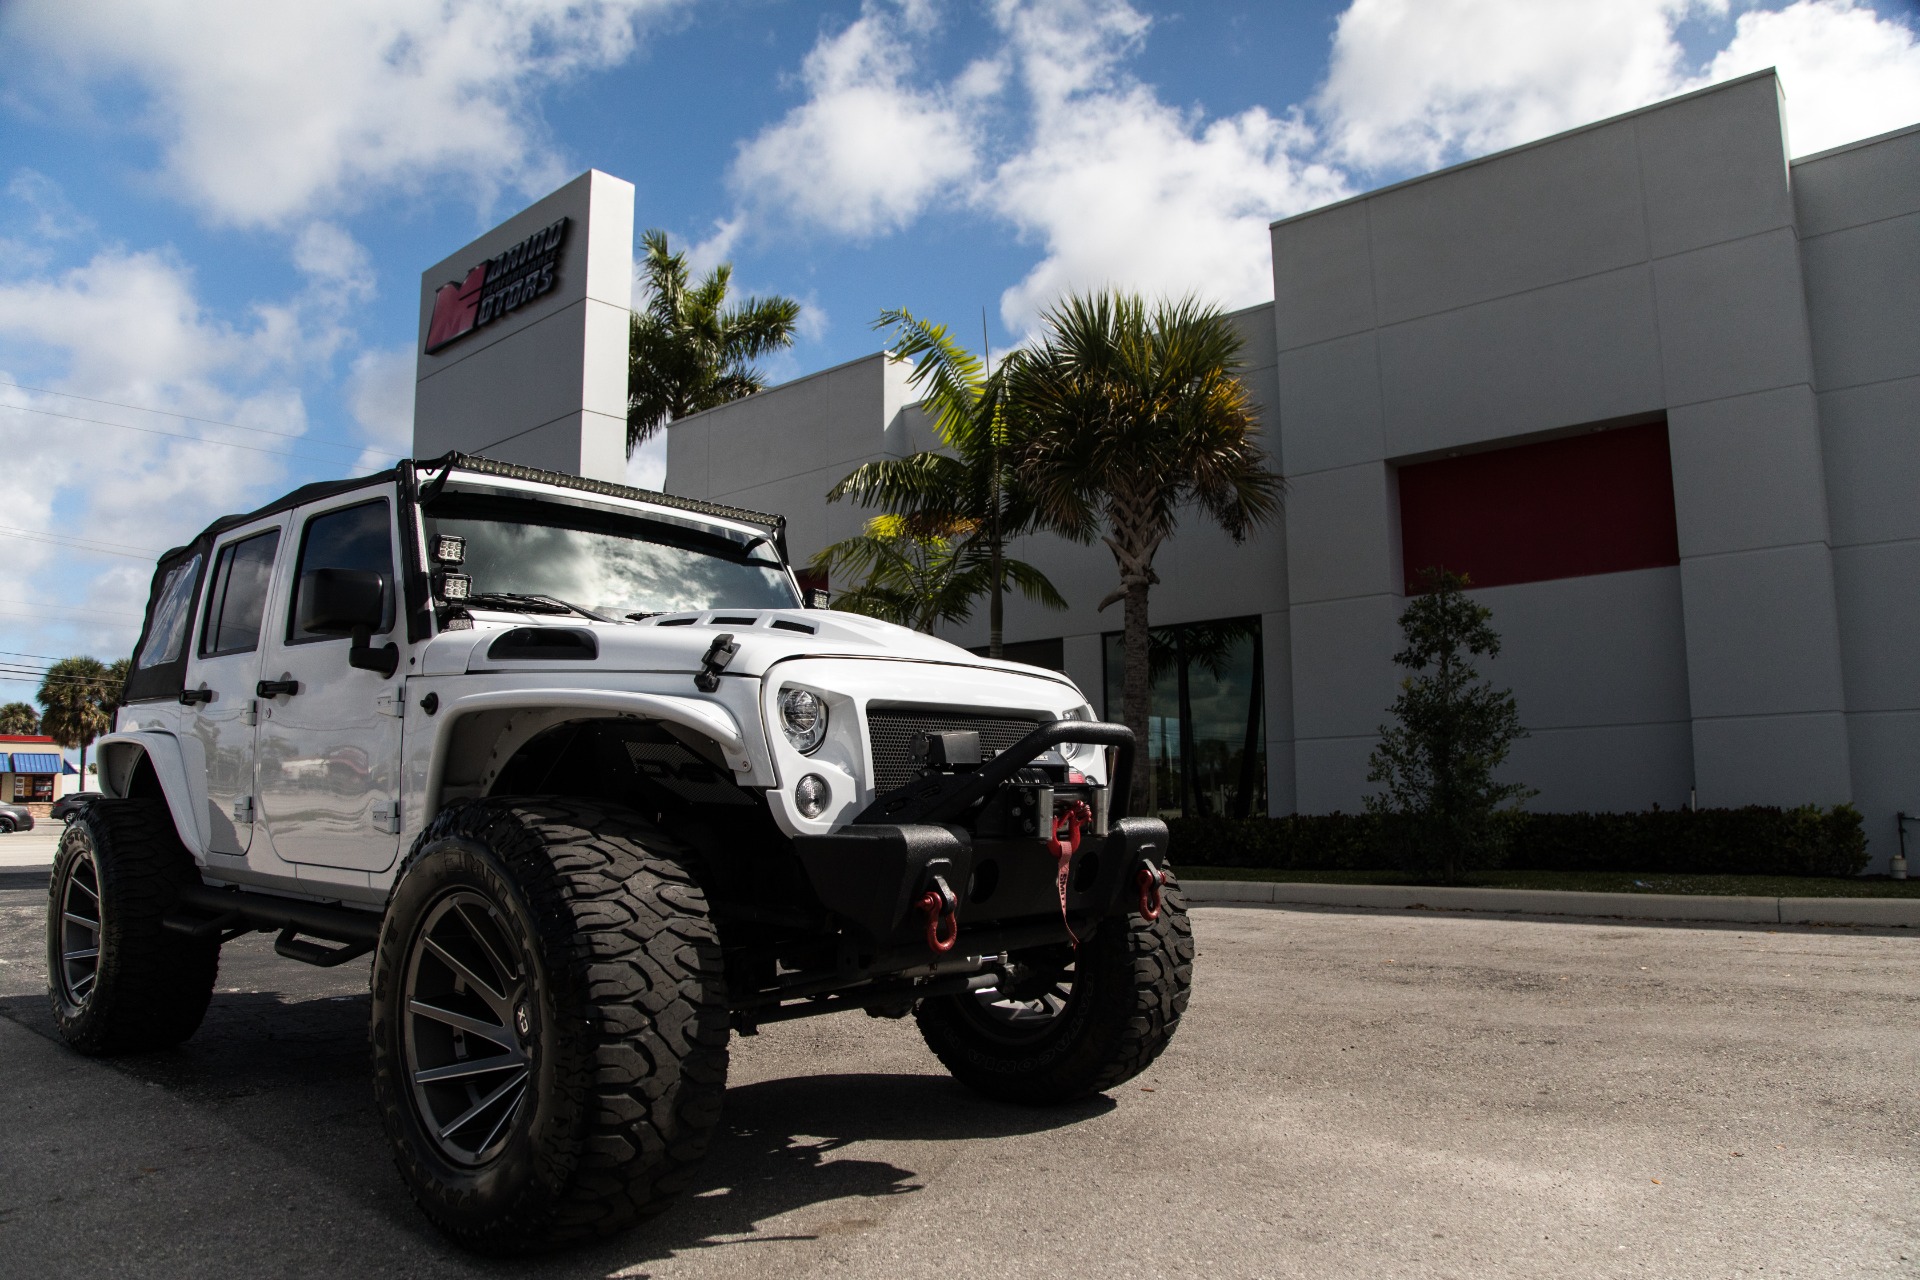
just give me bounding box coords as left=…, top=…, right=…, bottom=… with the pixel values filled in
left=486, top=627, right=599, bottom=661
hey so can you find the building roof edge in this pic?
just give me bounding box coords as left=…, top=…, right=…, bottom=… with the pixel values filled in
left=1270, top=69, right=1782, bottom=230
left=1790, top=119, right=1920, bottom=166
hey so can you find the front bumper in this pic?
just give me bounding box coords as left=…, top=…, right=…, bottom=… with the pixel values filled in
left=793, top=817, right=1170, bottom=947
left=789, top=717, right=1168, bottom=949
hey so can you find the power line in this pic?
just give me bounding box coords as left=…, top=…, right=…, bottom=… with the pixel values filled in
left=0, top=376, right=370, bottom=449
left=0, top=669, right=121, bottom=687
left=0, top=524, right=162, bottom=560
left=0, top=597, right=144, bottom=620
left=0, top=400, right=403, bottom=468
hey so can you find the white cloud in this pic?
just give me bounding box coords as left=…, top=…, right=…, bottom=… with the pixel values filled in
left=986, top=0, right=1349, bottom=334
left=685, top=216, right=748, bottom=280
left=292, top=222, right=376, bottom=299
left=0, top=249, right=321, bottom=659
left=346, top=345, right=417, bottom=472
left=730, top=1, right=980, bottom=237
left=8, top=0, right=684, bottom=228
left=1316, top=0, right=1920, bottom=172
left=1317, top=0, right=1710, bottom=172
left=627, top=434, right=670, bottom=492
left=1686, top=1, right=1920, bottom=154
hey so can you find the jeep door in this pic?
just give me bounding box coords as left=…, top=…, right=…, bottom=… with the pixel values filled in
left=253, top=491, right=405, bottom=872
left=183, top=518, right=286, bottom=856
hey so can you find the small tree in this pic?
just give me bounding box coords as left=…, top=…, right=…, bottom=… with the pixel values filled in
left=827, top=308, right=1065, bottom=656
left=815, top=515, right=979, bottom=633
left=1366, top=569, right=1531, bottom=884
left=0, top=702, right=39, bottom=734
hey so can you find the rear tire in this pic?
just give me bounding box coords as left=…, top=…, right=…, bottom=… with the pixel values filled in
left=0, top=816, right=16, bottom=833
left=47, top=798, right=219, bottom=1054
left=371, top=797, right=730, bottom=1253
left=915, top=868, right=1193, bottom=1104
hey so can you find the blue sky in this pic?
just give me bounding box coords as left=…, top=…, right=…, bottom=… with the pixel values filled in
left=0, top=0, right=1917, bottom=711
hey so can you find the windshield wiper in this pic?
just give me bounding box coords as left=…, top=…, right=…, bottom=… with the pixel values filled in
left=463, top=592, right=620, bottom=623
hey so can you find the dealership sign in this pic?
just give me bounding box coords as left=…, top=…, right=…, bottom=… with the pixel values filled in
left=424, top=217, right=570, bottom=354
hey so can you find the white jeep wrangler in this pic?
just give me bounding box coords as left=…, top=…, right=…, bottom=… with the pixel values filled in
left=48, top=454, right=1190, bottom=1250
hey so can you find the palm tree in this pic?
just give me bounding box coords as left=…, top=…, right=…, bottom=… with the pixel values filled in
left=627, top=229, right=801, bottom=453
left=0, top=702, right=38, bottom=734
left=813, top=513, right=1064, bottom=635
left=1008, top=292, right=1283, bottom=814
left=825, top=309, right=1065, bottom=656
left=37, top=656, right=114, bottom=780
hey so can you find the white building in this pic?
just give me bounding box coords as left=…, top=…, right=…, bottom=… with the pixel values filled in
left=656, top=74, right=1920, bottom=869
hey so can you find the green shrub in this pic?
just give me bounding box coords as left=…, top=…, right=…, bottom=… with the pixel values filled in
left=1168, top=804, right=1868, bottom=879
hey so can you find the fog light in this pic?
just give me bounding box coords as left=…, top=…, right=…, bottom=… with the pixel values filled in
left=432, top=534, right=466, bottom=565
left=794, top=774, right=830, bottom=818
left=438, top=571, right=471, bottom=601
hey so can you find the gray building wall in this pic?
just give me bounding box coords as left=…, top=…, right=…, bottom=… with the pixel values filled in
left=1793, top=121, right=1920, bottom=871
left=1271, top=71, right=1849, bottom=821
left=663, top=72, right=1917, bottom=868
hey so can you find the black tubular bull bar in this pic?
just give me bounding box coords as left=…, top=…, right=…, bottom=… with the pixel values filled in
left=792, top=719, right=1169, bottom=947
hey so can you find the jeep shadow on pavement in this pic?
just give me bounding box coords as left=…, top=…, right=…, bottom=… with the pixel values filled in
left=45, top=453, right=1192, bottom=1252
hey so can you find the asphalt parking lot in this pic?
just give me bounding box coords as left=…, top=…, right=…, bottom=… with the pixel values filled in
left=0, top=877, right=1914, bottom=1279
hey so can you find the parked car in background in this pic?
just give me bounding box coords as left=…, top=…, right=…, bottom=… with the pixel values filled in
left=49, top=793, right=101, bottom=823
left=0, top=803, right=34, bottom=833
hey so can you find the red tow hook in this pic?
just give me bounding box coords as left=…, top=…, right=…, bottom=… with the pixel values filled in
left=1136, top=862, right=1167, bottom=922
left=1048, top=799, right=1094, bottom=947
left=917, top=875, right=959, bottom=953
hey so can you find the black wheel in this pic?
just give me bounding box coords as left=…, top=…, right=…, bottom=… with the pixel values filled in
left=0, top=817, right=14, bottom=834
left=47, top=798, right=219, bottom=1054
left=915, top=868, right=1193, bottom=1105
left=371, top=798, right=730, bottom=1253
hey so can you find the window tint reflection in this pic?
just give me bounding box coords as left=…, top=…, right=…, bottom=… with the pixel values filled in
left=425, top=497, right=798, bottom=617
left=1104, top=616, right=1266, bottom=819
left=201, top=531, right=280, bottom=657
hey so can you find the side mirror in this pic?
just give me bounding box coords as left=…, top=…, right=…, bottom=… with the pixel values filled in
left=298, top=568, right=399, bottom=678
left=298, top=568, right=387, bottom=634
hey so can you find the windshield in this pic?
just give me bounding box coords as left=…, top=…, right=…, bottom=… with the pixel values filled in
left=424, top=493, right=798, bottom=617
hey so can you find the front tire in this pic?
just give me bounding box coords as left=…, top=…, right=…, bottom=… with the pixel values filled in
left=47, top=798, right=219, bottom=1054
left=915, top=868, right=1193, bottom=1104
left=371, top=798, right=730, bottom=1253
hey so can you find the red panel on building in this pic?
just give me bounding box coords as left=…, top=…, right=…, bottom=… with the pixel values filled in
left=1396, top=422, right=1679, bottom=593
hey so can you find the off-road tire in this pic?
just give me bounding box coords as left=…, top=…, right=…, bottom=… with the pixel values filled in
left=371, top=797, right=730, bottom=1253
left=915, top=868, right=1193, bottom=1104
left=47, top=797, right=219, bottom=1054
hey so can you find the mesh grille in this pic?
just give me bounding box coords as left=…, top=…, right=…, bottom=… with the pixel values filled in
left=865, top=710, right=1045, bottom=794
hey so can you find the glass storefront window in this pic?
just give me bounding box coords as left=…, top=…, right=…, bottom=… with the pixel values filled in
left=11, top=775, right=53, bottom=803
left=1103, top=616, right=1266, bottom=819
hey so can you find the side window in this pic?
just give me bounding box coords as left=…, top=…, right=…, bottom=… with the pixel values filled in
left=289, top=500, right=394, bottom=644
left=199, top=531, right=281, bottom=658
left=135, top=553, right=202, bottom=669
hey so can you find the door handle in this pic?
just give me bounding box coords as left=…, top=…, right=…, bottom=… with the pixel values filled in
left=179, top=686, right=214, bottom=706
left=256, top=678, right=301, bottom=698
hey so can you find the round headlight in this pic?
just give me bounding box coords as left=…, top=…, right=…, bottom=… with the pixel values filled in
left=794, top=773, right=831, bottom=818
left=779, top=688, right=828, bottom=754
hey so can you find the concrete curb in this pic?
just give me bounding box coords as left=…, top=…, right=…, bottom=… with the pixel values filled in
left=1181, top=878, right=1920, bottom=927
